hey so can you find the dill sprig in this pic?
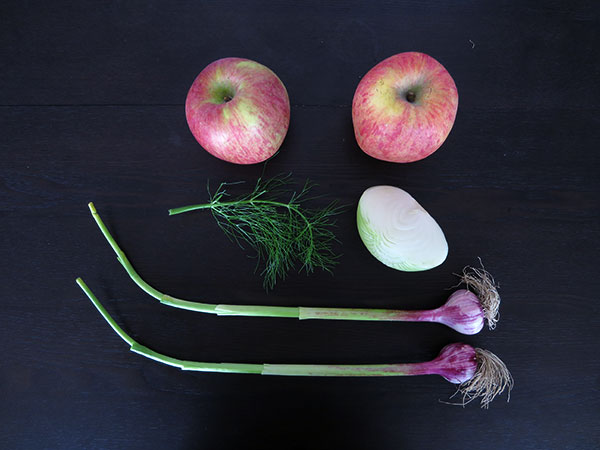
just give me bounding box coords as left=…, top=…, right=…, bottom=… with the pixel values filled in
left=169, top=175, right=345, bottom=290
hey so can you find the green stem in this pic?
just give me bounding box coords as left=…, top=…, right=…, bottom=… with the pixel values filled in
left=215, top=304, right=300, bottom=318
left=87, top=203, right=438, bottom=323
left=262, top=363, right=426, bottom=377
left=168, top=199, right=314, bottom=241
left=298, top=307, right=434, bottom=322
left=169, top=199, right=296, bottom=216
left=167, top=203, right=214, bottom=215
left=89, top=202, right=217, bottom=314
left=77, top=277, right=263, bottom=374
left=76, top=278, right=425, bottom=377
left=76, top=277, right=135, bottom=346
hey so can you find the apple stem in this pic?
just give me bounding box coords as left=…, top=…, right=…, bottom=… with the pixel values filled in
left=406, top=91, right=417, bottom=103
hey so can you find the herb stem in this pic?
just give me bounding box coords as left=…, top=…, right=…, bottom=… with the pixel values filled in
left=169, top=199, right=315, bottom=243
left=169, top=199, right=295, bottom=216
left=168, top=204, right=214, bottom=214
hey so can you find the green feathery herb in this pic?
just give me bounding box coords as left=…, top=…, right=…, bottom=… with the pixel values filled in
left=169, top=175, right=344, bottom=290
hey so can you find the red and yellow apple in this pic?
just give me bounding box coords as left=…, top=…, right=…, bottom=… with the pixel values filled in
left=352, top=52, right=458, bottom=163
left=185, top=57, right=290, bottom=164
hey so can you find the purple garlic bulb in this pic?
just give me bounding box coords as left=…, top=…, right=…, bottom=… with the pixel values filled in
left=434, top=290, right=485, bottom=335
left=430, top=342, right=478, bottom=384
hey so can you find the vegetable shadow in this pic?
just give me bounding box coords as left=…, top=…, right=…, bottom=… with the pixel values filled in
left=181, top=377, right=401, bottom=450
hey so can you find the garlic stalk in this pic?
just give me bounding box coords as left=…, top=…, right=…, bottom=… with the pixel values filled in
left=86, top=203, right=500, bottom=334
left=76, top=277, right=513, bottom=408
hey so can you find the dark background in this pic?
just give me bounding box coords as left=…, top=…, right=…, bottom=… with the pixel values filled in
left=2, top=1, right=599, bottom=449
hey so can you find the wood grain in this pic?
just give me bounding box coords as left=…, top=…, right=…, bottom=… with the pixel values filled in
left=1, top=1, right=599, bottom=449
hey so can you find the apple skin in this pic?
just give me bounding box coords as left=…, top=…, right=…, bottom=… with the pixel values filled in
left=185, top=57, right=290, bottom=164
left=352, top=52, right=458, bottom=163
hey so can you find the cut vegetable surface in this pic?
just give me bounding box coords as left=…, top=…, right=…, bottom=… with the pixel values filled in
left=76, top=277, right=513, bottom=408
left=357, top=185, right=448, bottom=271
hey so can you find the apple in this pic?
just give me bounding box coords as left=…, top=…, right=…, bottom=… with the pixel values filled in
left=352, top=52, right=458, bottom=163
left=185, top=57, right=290, bottom=164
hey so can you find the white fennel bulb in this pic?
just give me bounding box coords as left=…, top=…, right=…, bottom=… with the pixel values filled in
left=356, top=186, right=448, bottom=271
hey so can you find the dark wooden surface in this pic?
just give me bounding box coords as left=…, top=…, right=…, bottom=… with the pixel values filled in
left=2, top=1, right=599, bottom=449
